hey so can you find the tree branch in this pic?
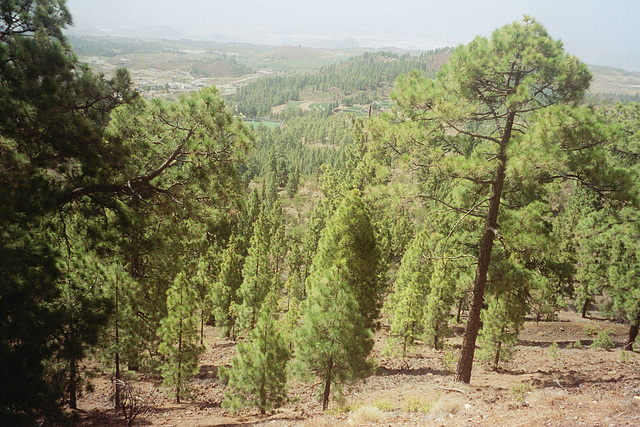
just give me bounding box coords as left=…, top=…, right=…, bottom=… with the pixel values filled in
left=445, top=121, right=501, bottom=144
left=418, top=193, right=487, bottom=219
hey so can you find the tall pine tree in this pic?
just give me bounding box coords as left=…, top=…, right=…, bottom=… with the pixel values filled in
left=158, top=272, right=204, bottom=403
left=295, top=264, right=373, bottom=410
left=306, top=191, right=384, bottom=329
left=221, top=306, right=290, bottom=414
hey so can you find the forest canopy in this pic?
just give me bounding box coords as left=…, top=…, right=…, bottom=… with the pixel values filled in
left=1, top=3, right=639, bottom=424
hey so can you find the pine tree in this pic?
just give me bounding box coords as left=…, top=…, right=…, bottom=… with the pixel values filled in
left=386, top=17, right=599, bottom=383
left=269, top=199, right=288, bottom=277
left=236, top=206, right=275, bottom=332
left=58, top=252, right=113, bottom=409
left=158, top=272, right=204, bottom=403
left=387, top=229, right=434, bottom=351
left=477, top=292, right=526, bottom=371
left=300, top=199, right=333, bottom=284
left=606, top=208, right=640, bottom=350
left=477, top=256, right=531, bottom=370
left=209, top=238, right=244, bottom=337
left=422, top=260, right=457, bottom=350
left=100, top=261, right=137, bottom=410
left=307, top=191, right=384, bottom=329
left=286, top=165, right=301, bottom=198
left=0, top=2, right=134, bottom=420
left=221, top=306, right=290, bottom=414
left=295, top=264, right=373, bottom=410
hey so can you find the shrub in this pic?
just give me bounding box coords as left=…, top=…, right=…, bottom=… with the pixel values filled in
left=512, top=383, right=533, bottom=403
left=548, top=341, right=561, bottom=360
left=590, top=330, right=615, bottom=350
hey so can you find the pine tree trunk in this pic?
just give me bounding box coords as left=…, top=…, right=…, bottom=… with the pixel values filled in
left=69, top=359, right=78, bottom=409
left=260, top=382, right=267, bottom=415
left=581, top=297, right=590, bottom=318
left=493, top=325, right=506, bottom=371
left=625, top=311, right=640, bottom=351
left=322, top=360, right=333, bottom=411
left=115, top=277, right=121, bottom=409
left=455, top=110, right=513, bottom=384
left=456, top=297, right=464, bottom=323
left=177, top=285, right=183, bottom=404
left=200, top=311, right=204, bottom=346
left=493, top=340, right=502, bottom=371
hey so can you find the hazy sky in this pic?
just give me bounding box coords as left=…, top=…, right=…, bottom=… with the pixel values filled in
left=65, top=0, right=640, bottom=71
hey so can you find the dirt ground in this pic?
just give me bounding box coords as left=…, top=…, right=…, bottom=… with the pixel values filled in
left=77, top=308, right=640, bottom=426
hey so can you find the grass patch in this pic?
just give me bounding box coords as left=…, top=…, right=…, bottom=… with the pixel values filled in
left=284, top=101, right=304, bottom=110
left=405, top=397, right=435, bottom=413
left=432, top=395, right=466, bottom=416
left=309, top=102, right=332, bottom=111
left=374, top=400, right=393, bottom=412
left=512, top=383, right=533, bottom=403
left=348, top=405, right=390, bottom=425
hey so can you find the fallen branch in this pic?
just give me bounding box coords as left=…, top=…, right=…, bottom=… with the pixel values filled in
left=552, top=373, right=567, bottom=392
left=436, top=385, right=467, bottom=394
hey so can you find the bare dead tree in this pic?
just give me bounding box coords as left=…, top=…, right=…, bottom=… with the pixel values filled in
left=113, top=379, right=156, bottom=427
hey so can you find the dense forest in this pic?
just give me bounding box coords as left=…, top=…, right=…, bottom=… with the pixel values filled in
left=227, top=49, right=449, bottom=117
left=1, top=1, right=640, bottom=425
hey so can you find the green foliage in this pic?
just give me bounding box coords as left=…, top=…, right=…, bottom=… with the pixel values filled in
left=477, top=292, right=526, bottom=370
left=209, top=239, right=244, bottom=336
left=583, top=324, right=601, bottom=336
left=282, top=273, right=304, bottom=348
left=423, top=261, right=457, bottom=349
left=56, top=250, right=114, bottom=408
left=554, top=187, right=610, bottom=317
left=103, top=87, right=252, bottom=209
left=236, top=205, right=276, bottom=332
left=387, top=229, right=434, bottom=347
left=300, top=198, right=334, bottom=282
left=307, top=191, right=385, bottom=329
left=620, top=350, right=631, bottom=362
left=221, top=306, right=290, bottom=414
left=441, top=344, right=459, bottom=374
left=286, top=165, right=301, bottom=198
left=511, top=384, right=533, bottom=404
left=157, top=272, right=204, bottom=402
left=245, top=112, right=346, bottom=182
left=268, top=199, right=288, bottom=276
left=590, top=330, right=615, bottom=351
left=375, top=401, right=393, bottom=412
left=552, top=104, right=640, bottom=342
left=405, top=397, right=436, bottom=413
left=0, top=1, right=136, bottom=421
left=295, top=264, right=374, bottom=410
left=380, top=16, right=609, bottom=383
left=365, top=186, right=415, bottom=266
left=228, top=51, right=445, bottom=118
left=601, top=204, right=640, bottom=349
left=387, top=225, right=468, bottom=351
left=548, top=342, right=561, bottom=360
